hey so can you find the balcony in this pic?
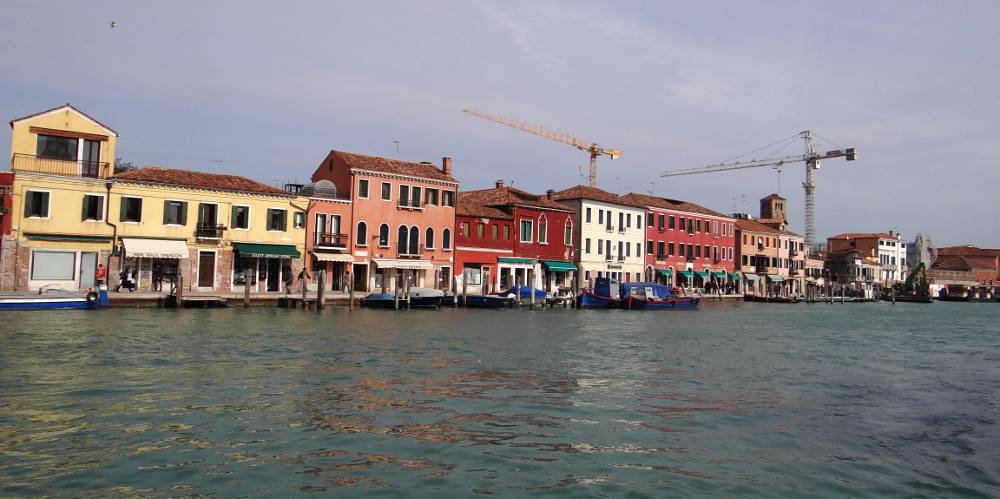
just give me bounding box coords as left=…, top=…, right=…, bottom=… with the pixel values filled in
left=755, top=264, right=768, bottom=273
left=196, top=224, right=226, bottom=239
left=12, top=153, right=109, bottom=178
left=397, top=200, right=423, bottom=211
left=655, top=253, right=667, bottom=260
left=605, top=255, right=613, bottom=261
left=618, top=227, right=626, bottom=234
left=314, top=232, right=348, bottom=248
left=300, top=184, right=350, bottom=200
left=605, top=225, right=614, bottom=233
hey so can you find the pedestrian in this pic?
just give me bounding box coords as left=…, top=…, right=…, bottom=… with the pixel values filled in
left=95, top=263, right=107, bottom=286
left=343, top=271, right=351, bottom=294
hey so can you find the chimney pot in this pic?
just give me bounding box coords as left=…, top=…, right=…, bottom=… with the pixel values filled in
left=442, top=157, right=453, bottom=176
left=546, top=189, right=555, bottom=200
left=495, top=178, right=504, bottom=189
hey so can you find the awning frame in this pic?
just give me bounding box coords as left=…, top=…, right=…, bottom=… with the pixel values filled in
left=122, top=237, right=190, bottom=259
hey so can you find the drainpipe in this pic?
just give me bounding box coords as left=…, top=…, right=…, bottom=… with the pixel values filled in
left=104, top=180, right=118, bottom=284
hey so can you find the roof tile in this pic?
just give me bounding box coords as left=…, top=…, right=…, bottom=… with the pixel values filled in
left=114, top=167, right=290, bottom=196
left=329, top=149, right=458, bottom=183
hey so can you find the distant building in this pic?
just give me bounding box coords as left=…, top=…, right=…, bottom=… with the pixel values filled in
left=733, top=194, right=806, bottom=297
left=827, top=231, right=907, bottom=285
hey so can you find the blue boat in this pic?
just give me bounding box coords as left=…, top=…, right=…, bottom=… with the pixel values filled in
left=620, top=282, right=699, bottom=310
left=499, top=285, right=547, bottom=301
left=577, top=278, right=621, bottom=309
left=0, top=286, right=109, bottom=310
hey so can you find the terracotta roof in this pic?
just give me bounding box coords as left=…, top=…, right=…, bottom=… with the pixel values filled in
left=328, top=149, right=457, bottom=183
left=735, top=218, right=781, bottom=234
left=114, top=167, right=291, bottom=196
left=551, top=185, right=641, bottom=207
left=937, top=245, right=1000, bottom=257
left=621, top=192, right=729, bottom=218
left=457, top=190, right=512, bottom=219
left=10, top=103, right=118, bottom=136
left=457, top=185, right=572, bottom=219
left=828, top=232, right=895, bottom=240
left=761, top=193, right=785, bottom=200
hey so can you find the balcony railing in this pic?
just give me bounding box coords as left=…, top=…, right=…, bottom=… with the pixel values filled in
left=605, top=255, right=613, bottom=261
left=196, top=224, right=226, bottom=239
left=300, top=184, right=350, bottom=200
left=617, top=255, right=626, bottom=262
left=755, top=265, right=768, bottom=273
left=655, top=254, right=667, bottom=260
left=314, top=232, right=348, bottom=248
left=12, top=153, right=109, bottom=178
left=605, top=225, right=613, bottom=232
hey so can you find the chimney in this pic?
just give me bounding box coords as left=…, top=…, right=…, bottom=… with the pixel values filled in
left=546, top=189, right=555, bottom=200
left=441, top=157, right=453, bottom=176
left=495, top=178, right=504, bottom=189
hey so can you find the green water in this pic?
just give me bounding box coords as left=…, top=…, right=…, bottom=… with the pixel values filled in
left=1, top=302, right=998, bottom=497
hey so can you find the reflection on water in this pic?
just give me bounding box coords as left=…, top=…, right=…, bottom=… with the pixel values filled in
left=1, top=304, right=999, bottom=497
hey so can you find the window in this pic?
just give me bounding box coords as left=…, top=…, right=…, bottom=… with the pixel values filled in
left=712, top=221, right=718, bottom=235
left=618, top=212, right=624, bottom=229
left=267, top=209, right=287, bottom=231
left=442, top=190, right=455, bottom=207
left=619, top=241, right=624, bottom=258
left=463, top=265, right=482, bottom=286
left=356, top=222, right=367, bottom=246
left=648, top=213, right=654, bottom=227
left=294, top=212, right=305, bottom=229
left=679, top=217, right=685, bottom=231
left=120, top=197, right=142, bottom=223
left=626, top=213, right=631, bottom=228
left=442, top=228, right=451, bottom=250
left=669, top=216, right=675, bottom=230
left=397, top=226, right=409, bottom=254
left=23, top=191, right=50, bottom=218
left=538, top=219, right=547, bottom=243
left=399, top=185, right=410, bottom=206
left=597, top=238, right=603, bottom=255
left=163, top=200, right=187, bottom=225
left=379, top=224, right=390, bottom=247
left=598, top=210, right=604, bottom=224
left=425, top=188, right=439, bottom=205
left=409, top=226, right=419, bottom=255
left=687, top=244, right=693, bottom=257
left=36, top=135, right=77, bottom=161
left=668, top=242, right=674, bottom=256
left=657, top=241, right=665, bottom=257
left=381, top=182, right=392, bottom=200
left=721, top=222, right=727, bottom=236
left=658, top=214, right=665, bottom=229
left=425, top=227, right=435, bottom=248
left=358, top=179, right=370, bottom=198
left=704, top=245, right=709, bottom=258
left=411, top=186, right=422, bottom=208
left=461, top=222, right=470, bottom=237
left=586, top=207, right=592, bottom=223
left=636, top=214, right=642, bottom=227
left=688, top=220, right=695, bottom=235
left=477, top=223, right=484, bottom=239
left=637, top=243, right=641, bottom=257
left=606, top=240, right=611, bottom=257
left=713, top=246, right=718, bottom=261
left=625, top=242, right=630, bottom=257
left=519, top=219, right=533, bottom=242
left=82, top=194, right=103, bottom=221
left=232, top=205, right=249, bottom=229
left=503, top=225, right=510, bottom=240
left=585, top=238, right=591, bottom=254
left=492, top=224, right=498, bottom=240
left=30, top=251, right=75, bottom=280
left=564, top=224, right=572, bottom=245
left=697, top=220, right=702, bottom=232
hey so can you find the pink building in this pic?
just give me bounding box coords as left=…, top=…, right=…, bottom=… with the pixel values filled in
left=310, top=150, right=458, bottom=292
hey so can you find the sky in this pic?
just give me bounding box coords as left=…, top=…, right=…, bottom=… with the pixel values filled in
left=2, top=0, right=998, bottom=246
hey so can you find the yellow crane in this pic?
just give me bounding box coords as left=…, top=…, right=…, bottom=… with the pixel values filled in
left=463, top=108, right=621, bottom=188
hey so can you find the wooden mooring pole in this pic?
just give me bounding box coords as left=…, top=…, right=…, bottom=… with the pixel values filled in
left=317, top=270, right=326, bottom=310
left=244, top=278, right=250, bottom=308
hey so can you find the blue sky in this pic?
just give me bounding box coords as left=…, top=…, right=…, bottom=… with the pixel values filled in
left=3, top=0, right=998, bottom=246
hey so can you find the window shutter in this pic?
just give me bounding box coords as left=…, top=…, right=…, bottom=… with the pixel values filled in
left=120, top=197, right=127, bottom=222
left=39, top=193, right=49, bottom=218
left=163, top=200, right=170, bottom=224
left=82, top=196, right=89, bottom=221
left=24, top=192, right=32, bottom=217
left=179, top=202, right=187, bottom=226
left=231, top=206, right=239, bottom=228
left=282, top=211, right=287, bottom=231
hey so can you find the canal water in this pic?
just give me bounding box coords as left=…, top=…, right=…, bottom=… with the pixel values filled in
left=0, top=302, right=998, bottom=497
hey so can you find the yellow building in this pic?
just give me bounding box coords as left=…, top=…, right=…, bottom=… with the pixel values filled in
left=3, top=104, right=307, bottom=293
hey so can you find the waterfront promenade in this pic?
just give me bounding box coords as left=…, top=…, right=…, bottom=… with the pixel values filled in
left=1, top=302, right=997, bottom=497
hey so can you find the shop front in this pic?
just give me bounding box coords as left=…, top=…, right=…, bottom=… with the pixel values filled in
left=371, top=258, right=434, bottom=292
left=498, top=257, right=535, bottom=290
left=119, top=237, right=189, bottom=292
left=657, top=268, right=673, bottom=286
left=540, top=260, right=576, bottom=294
left=232, top=242, right=301, bottom=293
left=311, top=251, right=353, bottom=291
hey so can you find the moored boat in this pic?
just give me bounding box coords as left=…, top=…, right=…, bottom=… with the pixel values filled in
left=577, top=277, right=621, bottom=309
left=620, top=282, right=699, bottom=310
left=362, top=287, right=444, bottom=309
left=0, top=286, right=108, bottom=310
left=449, top=294, right=515, bottom=308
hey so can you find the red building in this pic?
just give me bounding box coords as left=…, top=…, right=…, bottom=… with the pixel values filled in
left=456, top=180, right=575, bottom=294
left=0, top=172, right=12, bottom=291
left=622, top=193, right=736, bottom=290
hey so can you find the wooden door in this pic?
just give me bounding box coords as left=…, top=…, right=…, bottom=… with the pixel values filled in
left=198, top=251, right=215, bottom=288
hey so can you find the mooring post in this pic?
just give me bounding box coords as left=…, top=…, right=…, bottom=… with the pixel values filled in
left=300, top=270, right=308, bottom=309
left=393, top=269, right=400, bottom=311
left=348, top=275, right=354, bottom=313
left=317, top=270, right=326, bottom=309
left=462, top=272, right=468, bottom=308
left=452, top=275, right=459, bottom=308
left=176, top=275, right=184, bottom=307
left=243, top=277, right=250, bottom=308
left=529, top=269, right=536, bottom=310
left=405, top=269, right=412, bottom=310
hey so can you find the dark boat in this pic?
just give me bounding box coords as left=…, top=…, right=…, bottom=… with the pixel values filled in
left=362, top=287, right=444, bottom=309
left=448, top=294, right=515, bottom=308
left=620, top=282, right=699, bottom=310
left=577, top=277, right=621, bottom=309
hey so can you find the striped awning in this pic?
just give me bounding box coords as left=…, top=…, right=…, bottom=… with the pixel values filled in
left=743, top=273, right=758, bottom=281
left=372, top=258, right=433, bottom=270
left=122, top=238, right=189, bottom=259
left=312, top=252, right=354, bottom=262
left=767, top=274, right=785, bottom=282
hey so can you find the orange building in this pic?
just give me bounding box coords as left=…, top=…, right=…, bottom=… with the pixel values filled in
left=301, top=180, right=353, bottom=292
left=310, top=150, right=458, bottom=292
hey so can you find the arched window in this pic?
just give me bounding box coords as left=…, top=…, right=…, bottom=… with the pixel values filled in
left=564, top=218, right=573, bottom=246
left=537, top=214, right=548, bottom=244
left=356, top=222, right=367, bottom=246
left=442, top=228, right=452, bottom=250
left=425, top=227, right=435, bottom=249
left=409, top=226, right=419, bottom=255
left=378, top=224, right=389, bottom=247
left=397, top=225, right=409, bottom=254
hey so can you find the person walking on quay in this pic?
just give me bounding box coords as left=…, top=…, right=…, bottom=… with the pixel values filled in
left=95, top=263, right=107, bottom=287
left=151, top=261, right=162, bottom=292
left=343, top=271, right=351, bottom=295
left=297, top=268, right=310, bottom=293
left=116, top=266, right=136, bottom=292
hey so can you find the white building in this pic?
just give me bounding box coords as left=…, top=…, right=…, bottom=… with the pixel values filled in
left=553, top=185, right=646, bottom=290
left=877, top=232, right=908, bottom=284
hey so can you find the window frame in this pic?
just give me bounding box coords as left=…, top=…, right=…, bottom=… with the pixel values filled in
left=442, top=228, right=452, bottom=250
left=378, top=223, right=390, bottom=247
left=380, top=181, right=392, bottom=201
left=163, top=199, right=188, bottom=226
left=24, top=190, right=51, bottom=219
left=81, top=193, right=105, bottom=222
left=356, top=221, right=368, bottom=246
left=357, top=178, right=370, bottom=199
left=266, top=208, right=288, bottom=232
left=519, top=219, right=533, bottom=243
left=120, top=196, right=143, bottom=224
left=231, top=204, right=251, bottom=230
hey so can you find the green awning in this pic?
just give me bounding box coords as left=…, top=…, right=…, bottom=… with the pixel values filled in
left=743, top=273, right=758, bottom=281
left=541, top=260, right=576, bottom=272
left=694, top=270, right=710, bottom=279
left=714, top=271, right=728, bottom=279
left=678, top=270, right=694, bottom=278
left=658, top=269, right=673, bottom=277
left=233, top=242, right=300, bottom=259
left=25, top=233, right=113, bottom=242
left=498, top=257, right=535, bottom=265
left=729, top=272, right=741, bottom=281
left=767, top=274, right=785, bottom=282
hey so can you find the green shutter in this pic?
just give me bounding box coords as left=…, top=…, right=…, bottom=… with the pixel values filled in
left=281, top=210, right=287, bottom=231
left=266, top=209, right=274, bottom=230
left=179, top=202, right=187, bottom=226
left=231, top=205, right=239, bottom=228
left=24, top=192, right=32, bottom=217
left=82, top=196, right=89, bottom=221
left=163, top=200, right=170, bottom=224
left=119, top=197, right=127, bottom=222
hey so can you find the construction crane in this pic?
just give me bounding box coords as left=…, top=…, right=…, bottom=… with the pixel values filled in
left=463, top=108, right=621, bottom=188
left=661, top=130, right=857, bottom=247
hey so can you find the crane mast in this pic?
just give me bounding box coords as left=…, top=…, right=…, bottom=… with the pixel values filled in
left=662, top=130, right=856, bottom=247
left=464, top=108, right=621, bottom=188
